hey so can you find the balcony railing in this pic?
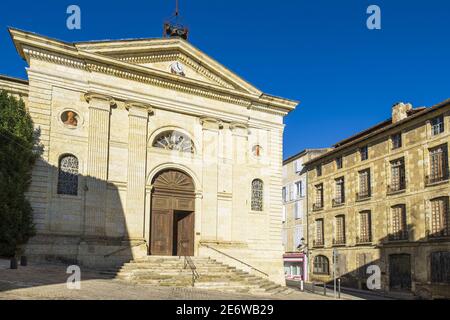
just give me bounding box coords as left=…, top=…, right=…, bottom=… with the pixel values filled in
left=426, top=229, right=450, bottom=239
left=313, top=202, right=324, bottom=211
left=332, top=197, right=345, bottom=207
left=356, top=190, right=371, bottom=201
left=332, top=238, right=346, bottom=246
left=313, top=239, right=324, bottom=247
left=425, top=169, right=450, bottom=186
left=356, top=236, right=372, bottom=244
left=388, top=230, right=409, bottom=241
left=387, top=182, right=406, bottom=195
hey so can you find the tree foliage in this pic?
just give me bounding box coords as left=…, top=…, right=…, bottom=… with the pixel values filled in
left=0, top=90, right=37, bottom=257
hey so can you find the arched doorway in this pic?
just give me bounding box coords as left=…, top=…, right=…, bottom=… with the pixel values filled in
left=150, top=169, right=195, bottom=256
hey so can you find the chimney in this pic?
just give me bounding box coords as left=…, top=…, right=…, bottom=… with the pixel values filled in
left=392, top=102, right=413, bottom=123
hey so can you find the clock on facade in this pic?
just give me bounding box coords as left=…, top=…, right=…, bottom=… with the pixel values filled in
left=170, top=61, right=186, bottom=76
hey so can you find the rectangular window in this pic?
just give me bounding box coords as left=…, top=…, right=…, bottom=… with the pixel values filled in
left=282, top=187, right=287, bottom=202
left=360, top=146, right=369, bottom=161
left=289, top=183, right=295, bottom=201
left=358, top=169, right=371, bottom=199
left=315, top=219, right=324, bottom=246
left=428, top=145, right=448, bottom=185
left=430, top=197, right=449, bottom=238
left=358, top=211, right=372, bottom=243
left=314, top=184, right=324, bottom=210
left=392, top=133, right=402, bottom=149
left=316, top=165, right=322, bottom=177
left=334, top=215, right=346, bottom=245
left=389, top=158, right=406, bottom=193
left=300, top=179, right=306, bottom=197
left=293, top=225, right=303, bottom=249
left=295, top=159, right=304, bottom=173
left=334, top=177, right=345, bottom=205
left=431, top=115, right=444, bottom=136
left=336, top=157, right=343, bottom=169
left=294, top=201, right=299, bottom=219
left=295, top=180, right=303, bottom=199
left=390, top=205, right=407, bottom=241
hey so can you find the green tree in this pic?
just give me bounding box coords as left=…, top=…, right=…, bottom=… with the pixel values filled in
left=0, top=90, right=37, bottom=257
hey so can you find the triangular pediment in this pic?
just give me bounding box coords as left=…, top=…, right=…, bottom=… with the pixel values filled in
left=9, top=28, right=298, bottom=114
left=74, top=38, right=262, bottom=95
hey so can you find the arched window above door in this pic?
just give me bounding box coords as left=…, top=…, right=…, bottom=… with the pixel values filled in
left=152, top=130, right=194, bottom=153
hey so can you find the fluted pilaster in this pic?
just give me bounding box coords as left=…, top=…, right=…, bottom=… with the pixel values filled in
left=83, top=92, right=115, bottom=237
left=125, top=102, right=152, bottom=239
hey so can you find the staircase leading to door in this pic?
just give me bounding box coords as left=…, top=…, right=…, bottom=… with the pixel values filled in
left=100, top=256, right=295, bottom=296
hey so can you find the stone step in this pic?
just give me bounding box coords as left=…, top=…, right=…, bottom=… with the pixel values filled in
left=108, top=256, right=290, bottom=296
left=121, top=264, right=233, bottom=271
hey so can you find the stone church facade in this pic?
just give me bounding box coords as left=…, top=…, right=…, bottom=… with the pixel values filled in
left=1, top=28, right=297, bottom=284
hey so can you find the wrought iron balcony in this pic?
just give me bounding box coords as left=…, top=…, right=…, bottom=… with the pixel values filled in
left=356, top=236, right=372, bottom=244
left=313, top=239, right=324, bottom=247
left=387, top=182, right=406, bottom=195
left=426, top=229, right=450, bottom=239
left=425, top=169, right=449, bottom=186
left=388, top=230, right=409, bottom=241
left=313, top=202, right=324, bottom=211
left=332, top=238, right=346, bottom=246
left=356, top=190, right=371, bottom=201
left=332, top=197, right=345, bottom=207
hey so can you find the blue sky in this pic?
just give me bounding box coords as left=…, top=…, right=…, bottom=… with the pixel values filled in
left=1, top=1, right=449, bottom=159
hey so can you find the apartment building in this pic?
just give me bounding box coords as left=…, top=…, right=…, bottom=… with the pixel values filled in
left=305, top=100, right=450, bottom=299
left=282, top=149, right=329, bottom=282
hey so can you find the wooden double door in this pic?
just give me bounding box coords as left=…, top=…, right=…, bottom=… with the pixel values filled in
left=389, top=254, right=412, bottom=291
left=150, top=170, right=195, bottom=257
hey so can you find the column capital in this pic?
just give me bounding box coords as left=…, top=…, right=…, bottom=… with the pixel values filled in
left=200, top=116, right=223, bottom=130
left=84, top=92, right=115, bottom=112
left=84, top=92, right=115, bottom=105
left=125, top=101, right=153, bottom=118
left=230, top=121, right=249, bottom=136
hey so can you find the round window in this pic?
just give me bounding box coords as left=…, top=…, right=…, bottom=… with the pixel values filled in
left=252, top=145, right=263, bottom=157
left=61, top=110, right=79, bottom=127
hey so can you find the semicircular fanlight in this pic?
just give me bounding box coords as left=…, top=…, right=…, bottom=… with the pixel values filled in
left=152, top=130, right=194, bottom=153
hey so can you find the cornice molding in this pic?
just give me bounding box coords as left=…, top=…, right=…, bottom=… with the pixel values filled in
left=11, top=29, right=297, bottom=116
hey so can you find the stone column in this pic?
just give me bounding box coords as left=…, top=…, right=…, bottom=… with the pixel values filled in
left=125, top=102, right=152, bottom=240
left=230, top=122, right=249, bottom=242
left=200, top=117, right=221, bottom=240
left=83, top=92, right=115, bottom=237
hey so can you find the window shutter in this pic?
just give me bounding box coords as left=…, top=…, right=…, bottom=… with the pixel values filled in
left=294, top=226, right=303, bottom=249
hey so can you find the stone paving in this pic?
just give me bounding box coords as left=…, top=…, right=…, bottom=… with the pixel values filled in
left=0, top=260, right=353, bottom=300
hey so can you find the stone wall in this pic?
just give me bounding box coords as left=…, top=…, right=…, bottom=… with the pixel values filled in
left=306, top=105, right=450, bottom=298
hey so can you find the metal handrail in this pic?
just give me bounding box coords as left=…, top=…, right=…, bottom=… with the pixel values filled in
left=104, top=241, right=146, bottom=258
left=182, top=255, right=199, bottom=287
left=200, top=243, right=269, bottom=278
